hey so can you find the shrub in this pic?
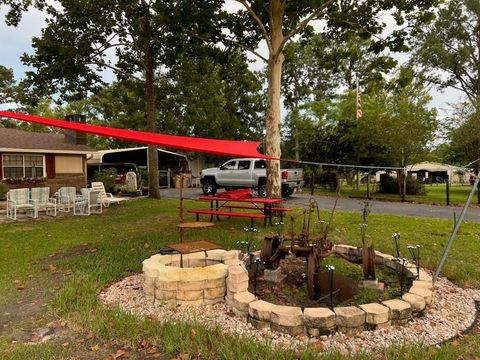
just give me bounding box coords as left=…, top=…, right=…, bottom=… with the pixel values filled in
left=93, top=168, right=117, bottom=193
left=0, top=182, right=8, bottom=199
left=378, top=174, right=426, bottom=195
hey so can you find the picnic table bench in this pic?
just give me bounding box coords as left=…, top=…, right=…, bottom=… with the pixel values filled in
left=189, top=192, right=291, bottom=227
left=187, top=209, right=266, bottom=228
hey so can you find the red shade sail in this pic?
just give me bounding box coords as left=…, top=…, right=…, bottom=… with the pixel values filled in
left=0, top=111, right=270, bottom=159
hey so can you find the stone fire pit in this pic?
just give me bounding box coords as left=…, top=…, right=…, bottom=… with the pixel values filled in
left=142, top=245, right=435, bottom=337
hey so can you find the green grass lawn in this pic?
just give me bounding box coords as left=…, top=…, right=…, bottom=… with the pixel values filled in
left=313, top=183, right=477, bottom=206
left=1, top=198, right=480, bottom=359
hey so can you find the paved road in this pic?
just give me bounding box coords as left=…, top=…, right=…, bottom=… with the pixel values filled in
left=160, top=188, right=480, bottom=223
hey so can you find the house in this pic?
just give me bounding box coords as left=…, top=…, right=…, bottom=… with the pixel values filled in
left=407, top=161, right=473, bottom=184
left=0, top=120, right=95, bottom=193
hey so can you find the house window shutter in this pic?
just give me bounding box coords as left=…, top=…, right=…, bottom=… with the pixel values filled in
left=46, top=154, right=55, bottom=178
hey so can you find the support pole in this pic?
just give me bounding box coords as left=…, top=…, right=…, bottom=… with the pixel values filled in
left=433, top=171, right=480, bottom=283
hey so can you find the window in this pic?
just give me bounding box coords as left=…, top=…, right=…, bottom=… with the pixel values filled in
left=221, top=160, right=237, bottom=170
left=2, top=154, right=45, bottom=179
left=254, top=160, right=266, bottom=169
left=237, top=160, right=251, bottom=170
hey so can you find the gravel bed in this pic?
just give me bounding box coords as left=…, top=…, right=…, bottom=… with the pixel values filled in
left=99, top=274, right=480, bottom=355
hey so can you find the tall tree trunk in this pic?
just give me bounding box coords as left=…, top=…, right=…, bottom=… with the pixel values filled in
left=265, top=0, right=285, bottom=199
left=142, top=17, right=160, bottom=199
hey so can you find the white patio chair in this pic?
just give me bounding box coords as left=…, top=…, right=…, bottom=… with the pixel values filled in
left=55, top=186, right=77, bottom=212
left=74, top=189, right=102, bottom=215
left=30, top=187, right=57, bottom=217
left=91, top=181, right=114, bottom=207
left=6, top=188, right=37, bottom=220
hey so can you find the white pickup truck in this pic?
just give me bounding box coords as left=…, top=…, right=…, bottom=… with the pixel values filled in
left=200, top=158, right=304, bottom=197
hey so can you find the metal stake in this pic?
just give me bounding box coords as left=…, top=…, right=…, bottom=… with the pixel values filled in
left=326, top=265, right=335, bottom=309
left=434, top=170, right=480, bottom=283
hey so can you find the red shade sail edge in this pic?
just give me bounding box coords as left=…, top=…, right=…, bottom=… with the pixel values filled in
left=0, top=111, right=273, bottom=159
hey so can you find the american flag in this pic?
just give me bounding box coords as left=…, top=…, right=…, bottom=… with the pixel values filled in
left=356, top=79, right=363, bottom=119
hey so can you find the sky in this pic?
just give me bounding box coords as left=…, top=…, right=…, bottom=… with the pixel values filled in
left=0, top=4, right=465, bottom=118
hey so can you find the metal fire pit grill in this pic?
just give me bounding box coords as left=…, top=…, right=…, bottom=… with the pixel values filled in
left=261, top=199, right=336, bottom=301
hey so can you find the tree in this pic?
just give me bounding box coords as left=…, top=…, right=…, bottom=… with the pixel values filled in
left=229, top=0, right=438, bottom=197
left=2, top=1, right=224, bottom=199
left=281, top=33, right=398, bottom=160
left=412, top=0, right=480, bottom=108
left=0, top=65, right=16, bottom=105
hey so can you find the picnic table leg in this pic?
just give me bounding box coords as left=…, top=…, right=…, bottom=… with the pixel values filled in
left=215, top=200, right=220, bottom=221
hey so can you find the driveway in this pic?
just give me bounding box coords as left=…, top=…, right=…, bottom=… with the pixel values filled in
left=160, top=188, right=480, bottom=223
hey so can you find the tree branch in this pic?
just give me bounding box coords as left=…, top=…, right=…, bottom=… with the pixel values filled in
left=236, top=0, right=272, bottom=54
left=279, top=0, right=336, bottom=54
left=89, top=55, right=143, bottom=82
left=223, top=36, right=268, bottom=62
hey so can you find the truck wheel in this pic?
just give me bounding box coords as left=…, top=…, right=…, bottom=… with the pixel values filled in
left=202, top=179, right=217, bottom=195
left=282, top=188, right=294, bottom=197
left=258, top=182, right=267, bottom=197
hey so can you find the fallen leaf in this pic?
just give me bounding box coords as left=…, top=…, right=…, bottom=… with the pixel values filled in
left=48, top=263, right=57, bottom=272
left=144, top=242, right=150, bottom=249
left=112, top=349, right=127, bottom=359
left=189, top=328, right=196, bottom=339
left=147, top=347, right=157, bottom=354
left=62, top=342, right=69, bottom=347
left=90, top=248, right=97, bottom=253
left=91, top=344, right=100, bottom=352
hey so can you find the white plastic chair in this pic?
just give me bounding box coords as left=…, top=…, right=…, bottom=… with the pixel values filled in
left=91, top=182, right=114, bottom=207
left=30, top=187, right=57, bottom=217
left=6, top=188, right=37, bottom=220
left=74, top=189, right=102, bottom=215
left=55, top=187, right=77, bottom=212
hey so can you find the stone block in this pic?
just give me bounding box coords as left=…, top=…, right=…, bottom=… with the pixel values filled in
left=232, top=308, right=249, bottom=319
left=381, top=299, right=412, bottom=320
left=271, top=305, right=304, bottom=327
left=270, top=323, right=304, bottom=337
left=177, top=280, right=205, bottom=291
left=204, top=297, right=224, bottom=305
left=334, top=306, right=365, bottom=328
left=154, top=289, right=176, bottom=301
left=249, top=317, right=270, bottom=330
left=412, top=280, right=433, bottom=290
left=263, top=268, right=286, bottom=283
left=359, top=303, right=390, bottom=325
left=224, top=259, right=244, bottom=266
left=408, top=286, right=432, bottom=305
left=249, top=300, right=276, bottom=321
left=418, top=269, right=432, bottom=282
left=177, top=289, right=203, bottom=301
left=337, top=325, right=364, bottom=335
left=204, top=286, right=226, bottom=299
left=402, top=293, right=426, bottom=312
left=156, top=281, right=178, bottom=291
left=205, top=278, right=225, bottom=289
left=227, top=279, right=249, bottom=293
left=228, top=265, right=249, bottom=284
left=225, top=297, right=234, bottom=309
left=306, top=326, right=336, bottom=337
left=304, top=308, right=336, bottom=329
left=233, top=292, right=256, bottom=313
left=365, top=320, right=391, bottom=330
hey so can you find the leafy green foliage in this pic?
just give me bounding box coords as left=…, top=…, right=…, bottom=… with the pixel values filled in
left=92, top=168, right=117, bottom=193
left=412, top=0, right=480, bottom=106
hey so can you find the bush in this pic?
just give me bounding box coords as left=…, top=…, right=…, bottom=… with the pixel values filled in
left=0, top=182, right=8, bottom=199
left=379, top=174, right=426, bottom=195
left=93, top=168, right=117, bottom=193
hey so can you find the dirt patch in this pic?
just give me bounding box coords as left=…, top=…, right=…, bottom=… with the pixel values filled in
left=0, top=245, right=95, bottom=339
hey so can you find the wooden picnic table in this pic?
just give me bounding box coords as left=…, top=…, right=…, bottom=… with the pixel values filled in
left=192, top=195, right=290, bottom=227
